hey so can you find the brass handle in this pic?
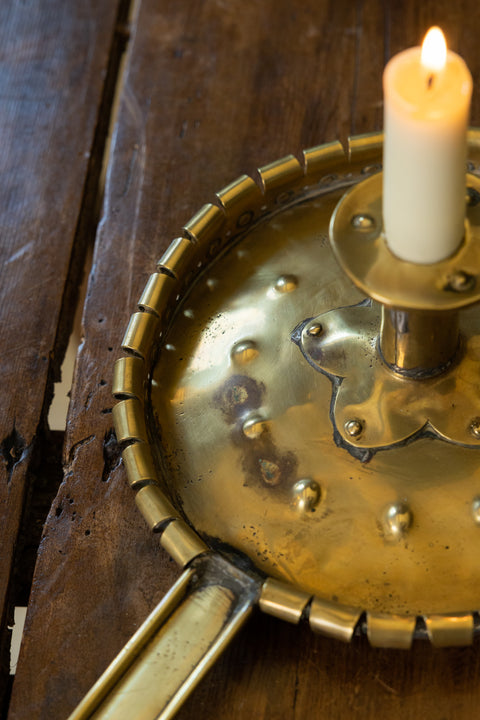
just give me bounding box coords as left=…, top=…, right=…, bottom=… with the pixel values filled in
left=68, top=555, right=259, bottom=720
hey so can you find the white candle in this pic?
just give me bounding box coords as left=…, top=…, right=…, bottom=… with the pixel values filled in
left=383, top=27, right=472, bottom=264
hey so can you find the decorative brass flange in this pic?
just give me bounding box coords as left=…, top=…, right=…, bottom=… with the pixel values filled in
left=296, top=171, right=480, bottom=456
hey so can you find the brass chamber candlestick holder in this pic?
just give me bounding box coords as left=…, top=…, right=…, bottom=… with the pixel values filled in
left=72, top=132, right=480, bottom=720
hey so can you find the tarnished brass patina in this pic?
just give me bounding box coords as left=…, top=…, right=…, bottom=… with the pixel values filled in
left=72, top=131, right=480, bottom=720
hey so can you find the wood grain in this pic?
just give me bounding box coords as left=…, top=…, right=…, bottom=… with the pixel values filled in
left=9, top=1, right=480, bottom=718
left=0, top=0, right=124, bottom=709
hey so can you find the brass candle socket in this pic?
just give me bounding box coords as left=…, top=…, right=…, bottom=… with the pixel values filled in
left=298, top=169, right=480, bottom=455
left=330, top=172, right=480, bottom=375
left=379, top=306, right=459, bottom=377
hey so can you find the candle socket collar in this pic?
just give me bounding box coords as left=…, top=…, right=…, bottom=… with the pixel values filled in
left=296, top=170, right=480, bottom=456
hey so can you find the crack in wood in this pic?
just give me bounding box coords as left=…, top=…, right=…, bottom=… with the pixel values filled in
left=101, top=428, right=122, bottom=483
left=0, top=427, right=27, bottom=485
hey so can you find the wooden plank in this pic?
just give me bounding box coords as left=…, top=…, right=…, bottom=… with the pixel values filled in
left=10, top=1, right=480, bottom=719
left=0, top=0, right=125, bottom=710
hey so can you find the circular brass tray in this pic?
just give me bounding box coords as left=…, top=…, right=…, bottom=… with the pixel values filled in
left=113, top=131, right=480, bottom=650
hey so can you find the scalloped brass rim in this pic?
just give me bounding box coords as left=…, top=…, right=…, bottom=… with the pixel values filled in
left=113, top=131, right=480, bottom=648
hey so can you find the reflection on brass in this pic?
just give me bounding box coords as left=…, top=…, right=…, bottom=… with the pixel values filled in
left=348, top=132, right=383, bottom=166
left=139, top=272, right=178, bottom=317
left=158, top=236, right=196, bottom=279
left=303, top=140, right=347, bottom=181
left=471, top=495, right=480, bottom=523
left=160, top=519, right=208, bottom=567
left=258, top=154, right=304, bottom=199
left=309, top=597, right=362, bottom=642
left=291, top=478, right=321, bottom=514
left=382, top=501, right=413, bottom=542
left=112, top=398, right=148, bottom=444
left=122, top=311, right=160, bottom=360
left=112, top=356, right=144, bottom=400
left=122, top=442, right=157, bottom=488
left=379, top=306, right=459, bottom=375
left=216, top=174, right=264, bottom=233
left=92, top=583, right=237, bottom=719
left=259, top=578, right=311, bottom=624
left=135, top=483, right=178, bottom=530
left=274, top=274, right=299, bottom=293
left=367, top=613, right=416, bottom=649
left=425, top=613, right=474, bottom=647
left=231, top=340, right=260, bottom=365
left=183, top=202, right=225, bottom=243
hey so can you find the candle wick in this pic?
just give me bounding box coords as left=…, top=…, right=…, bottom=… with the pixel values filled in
left=427, top=73, right=434, bottom=89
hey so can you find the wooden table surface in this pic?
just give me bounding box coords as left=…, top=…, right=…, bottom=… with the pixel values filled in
left=3, top=1, right=480, bottom=718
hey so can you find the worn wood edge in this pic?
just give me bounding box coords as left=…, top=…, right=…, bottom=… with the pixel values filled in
left=7, top=1, right=136, bottom=715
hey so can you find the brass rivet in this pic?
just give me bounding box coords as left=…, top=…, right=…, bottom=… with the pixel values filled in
left=470, top=417, right=480, bottom=439
left=292, top=479, right=321, bottom=513
left=446, top=271, right=475, bottom=293
left=237, top=209, right=254, bottom=228
left=384, top=501, right=412, bottom=539
left=307, top=323, right=323, bottom=337
left=231, top=340, right=259, bottom=365
left=274, top=274, right=298, bottom=293
left=276, top=189, right=294, bottom=205
left=344, top=419, right=364, bottom=438
left=351, top=213, right=375, bottom=230
left=472, top=497, right=480, bottom=525
left=243, top=415, right=266, bottom=439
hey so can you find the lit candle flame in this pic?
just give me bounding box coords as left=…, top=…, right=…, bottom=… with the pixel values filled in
left=421, top=27, right=447, bottom=72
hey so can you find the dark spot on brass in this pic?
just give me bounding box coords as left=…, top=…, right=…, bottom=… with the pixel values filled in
left=236, top=422, right=297, bottom=489
left=213, top=375, right=265, bottom=423
left=258, top=458, right=281, bottom=485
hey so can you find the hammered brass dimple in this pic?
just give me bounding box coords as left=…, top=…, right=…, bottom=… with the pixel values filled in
left=149, top=139, right=480, bottom=621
